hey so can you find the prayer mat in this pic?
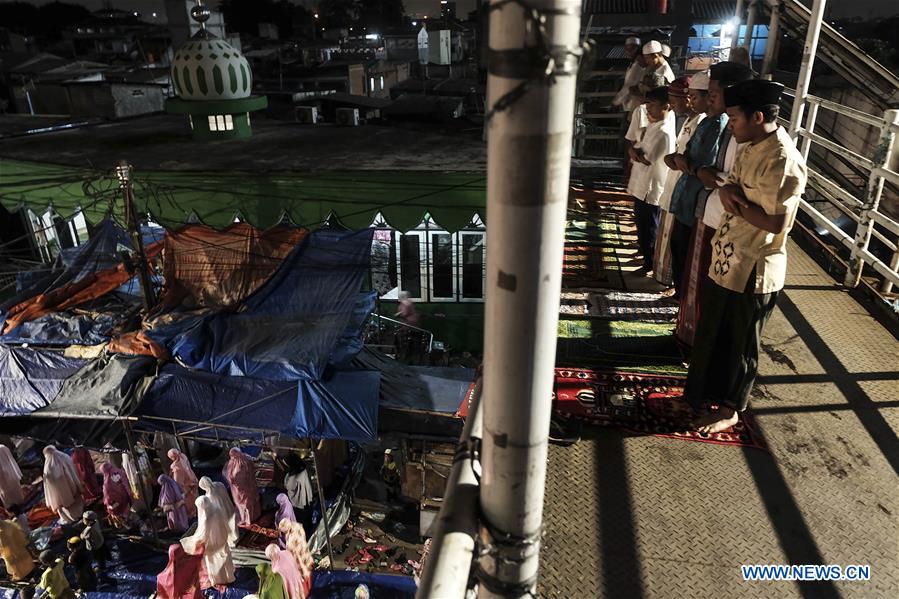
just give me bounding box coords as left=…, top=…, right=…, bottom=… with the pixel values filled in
left=592, top=292, right=679, bottom=321
left=553, top=368, right=767, bottom=450
left=556, top=318, right=684, bottom=374
left=563, top=243, right=624, bottom=290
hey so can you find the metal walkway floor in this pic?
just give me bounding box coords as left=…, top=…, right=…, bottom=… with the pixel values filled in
left=539, top=243, right=899, bottom=598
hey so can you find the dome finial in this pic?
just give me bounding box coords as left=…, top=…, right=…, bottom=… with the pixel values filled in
left=190, top=1, right=211, bottom=30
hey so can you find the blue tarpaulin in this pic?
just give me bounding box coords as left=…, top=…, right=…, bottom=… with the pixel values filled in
left=0, top=345, right=86, bottom=415
left=160, top=229, right=375, bottom=381
left=136, top=364, right=380, bottom=443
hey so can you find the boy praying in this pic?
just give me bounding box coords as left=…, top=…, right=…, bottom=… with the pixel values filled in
left=685, top=79, right=807, bottom=433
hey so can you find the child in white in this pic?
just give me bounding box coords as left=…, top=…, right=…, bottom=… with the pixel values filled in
left=626, top=86, right=676, bottom=271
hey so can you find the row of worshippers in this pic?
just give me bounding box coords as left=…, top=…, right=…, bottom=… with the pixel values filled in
left=619, top=53, right=809, bottom=433
left=0, top=443, right=313, bottom=596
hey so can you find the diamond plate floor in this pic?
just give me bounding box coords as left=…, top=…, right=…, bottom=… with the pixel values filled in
left=540, top=241, right=899, bottom=599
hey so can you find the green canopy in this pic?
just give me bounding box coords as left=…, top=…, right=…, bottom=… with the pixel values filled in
left=0, top=159, right=487, bottom=232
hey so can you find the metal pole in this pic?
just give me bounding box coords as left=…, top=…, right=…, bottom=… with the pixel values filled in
left=800, top=101, right=819, bottom=160
left=116, top=161, right=156, bottom=311
left=309, top=441, right=335, bottom=569
left=742, top=0, right=758, bottom=51
left=845, top=108, right=899, bottom=287
left=477, top=0, right=582, bottom=596
left=760, top=1, right=782, bottom=77
left=788, top=0, right=827, bottom=140
left=416, top=383, right=483, bottom=598
left=883, top=248, right=899, bottom=294
left=731, top=0, right=745, bottom=49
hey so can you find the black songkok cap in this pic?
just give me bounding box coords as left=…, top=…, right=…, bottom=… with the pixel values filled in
left=724, top=79, right=784, bottom=110
left=709, top=61, right=754, bottom=84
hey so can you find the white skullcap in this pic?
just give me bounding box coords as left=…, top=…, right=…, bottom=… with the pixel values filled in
left=661, top=43, right=671, bottom=57
left=625, top=36, right=641, bottom=46
left=689, top=71, right=710, bottom=90
left=642, top=40, right=663, bottom=55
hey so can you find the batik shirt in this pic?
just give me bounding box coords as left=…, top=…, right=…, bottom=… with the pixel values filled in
left=709, top=127, right=807, bottom=293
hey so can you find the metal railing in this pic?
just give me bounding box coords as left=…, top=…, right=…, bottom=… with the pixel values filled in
left=784, top=88, right=899, bottom=293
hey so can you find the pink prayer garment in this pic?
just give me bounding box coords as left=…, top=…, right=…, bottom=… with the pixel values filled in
left=157, top=543, right=204, bottom=599
left=42, top=446, right=85, bottom=524
left=99, top=463, right=132, bottom=526
left=221, top=448, right=261, bottom=526
left=0, top=445, right=24, bottom=509
left=168, top=449, right=199, bottom=518
left=71, top=448, right=102, bottom=504
left=265, top=544, right=306, bottom=599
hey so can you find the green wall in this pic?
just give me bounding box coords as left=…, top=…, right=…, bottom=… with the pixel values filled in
left=380, top=301, right=484, bottom=353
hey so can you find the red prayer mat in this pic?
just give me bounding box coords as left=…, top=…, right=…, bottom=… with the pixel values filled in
left=554, top=368, right=768, bottom=450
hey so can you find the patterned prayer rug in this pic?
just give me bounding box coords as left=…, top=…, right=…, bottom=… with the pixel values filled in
left=553, top=368, right=768, bottom=450
left=560, top=291, right=679, bottom=321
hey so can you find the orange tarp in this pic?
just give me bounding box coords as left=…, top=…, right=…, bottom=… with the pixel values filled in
left=2, top=241, right=163, bottom=334
left=156, top=224, right=306, bottom=310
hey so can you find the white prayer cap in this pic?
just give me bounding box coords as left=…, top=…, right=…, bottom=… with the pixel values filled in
left=689, top=71, right=710, bottom=90
left=625, top=36, right=641, bottom=46
left=642, top=40, right=663, bottom=55
left=661, top=43, right=671, bottom=57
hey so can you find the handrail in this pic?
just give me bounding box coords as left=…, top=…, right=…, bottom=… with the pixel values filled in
left=370, top=313, right=435, bottom=353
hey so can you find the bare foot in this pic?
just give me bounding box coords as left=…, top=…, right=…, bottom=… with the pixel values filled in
left=692, top=406, right=739, bottom=434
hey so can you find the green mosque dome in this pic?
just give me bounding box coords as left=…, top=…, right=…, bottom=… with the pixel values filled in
left=171, top=37, right=252, bottom=101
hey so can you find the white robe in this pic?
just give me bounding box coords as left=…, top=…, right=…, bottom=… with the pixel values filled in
left=181, top=495, right=235, bottom=585
left=0, top=445, right=24, bottom=509
left=627, top=112, right=677, bottom=206
left=199, top=477, right=239, bottom=547
left=42, top=446, right=84, bottom=524
left=703, top=136, right=743, bottom=229
left=613, top=60, right=645, bottom=112
left=658, top=112, right=707, bottom=211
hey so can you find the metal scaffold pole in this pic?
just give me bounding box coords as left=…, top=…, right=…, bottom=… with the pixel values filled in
left=788, top=0, right=827, bottom=139
left=116, top=161, right=156, bottom=312
left=477, top=0, right=583, bottom=596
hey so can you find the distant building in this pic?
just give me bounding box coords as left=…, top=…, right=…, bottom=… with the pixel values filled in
left=65, top=8, right=170, bottom=64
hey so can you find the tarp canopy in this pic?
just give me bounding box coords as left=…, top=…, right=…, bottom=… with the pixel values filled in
left=160, top=228, right=374, bottom=381
left=135, top=364, right=379, bottom=443
left=354, top=347, right=474, bottom=413
left=1, top=219, right=162, bottom=344
left=0, top=158, right=486, bottom=232
left=0, top=345, right=86, bottom=415
left=156, top=224, right=305, bottom=310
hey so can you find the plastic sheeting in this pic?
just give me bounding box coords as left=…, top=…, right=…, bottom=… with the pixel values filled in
left=163, top=229, right=375, bottom=381
left=353, top=348, right=474, bottom=413
left=0, top=346, right=86, bottom=415
left=136, top=364, right=300, bottom=440
left=136, top=365, right=379, bottom=443
left=295, top=370, right=380, bottom=442
left=156, top=224, right=306, bottom=310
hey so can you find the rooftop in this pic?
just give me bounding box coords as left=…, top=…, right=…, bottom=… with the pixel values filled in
left=0, top=113, right=486, bottom=172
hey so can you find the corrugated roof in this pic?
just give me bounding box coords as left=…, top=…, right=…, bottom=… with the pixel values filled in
left=583, top=0, right=648, bottom=14
left=692, top=0, right=738, bottom=22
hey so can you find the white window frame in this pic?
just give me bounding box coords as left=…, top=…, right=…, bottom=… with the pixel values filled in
left=428, top=230, right=457, bottom=303
left=457, top=230, right=486, bottom=302
left=207, top=115, right=217, bottom=131
left=396, top=231, right=427, bottom=301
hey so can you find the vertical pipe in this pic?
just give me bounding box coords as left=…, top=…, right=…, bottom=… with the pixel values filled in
left=731, top=0, right=746, bottom=49
left=478, top=0, right=582, bottom=596
left=416, top=384, right=483, bottom=597
left=882, top=248, right=899, bottom=294
left=760, top=1, right=782, bottom=77
left=117, top=161, right=156, bottom=312
left=800, top=101, right=819, bottom=160
left=742, top=0, right=758, bottom=51
left=845, top=109, right=899, bottom=287
left=309, top=441, right=335, bottom=569
left=788, top=0, right=827, bottom=140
